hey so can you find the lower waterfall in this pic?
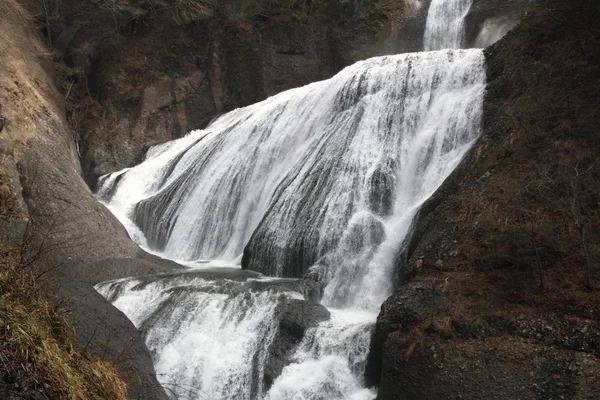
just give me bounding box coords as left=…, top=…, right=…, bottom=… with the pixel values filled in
left=97, top=273, right=281, bottom=399
left=95, top=48, right=485, bottom=399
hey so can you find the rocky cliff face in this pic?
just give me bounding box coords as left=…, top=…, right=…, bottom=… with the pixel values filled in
left=368, top=1, right=600, bottom=398
left=19, top=0, right=436, bottom=187
left=0, top=1, right=177, bottom=398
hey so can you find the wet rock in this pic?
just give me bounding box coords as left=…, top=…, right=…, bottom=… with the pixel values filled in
left=367, top=160, right=397, bottom=216
left=465, top=0, right=530, bottom=48
left=244, top=204, right=386, bottom=279
left=263, top=298, right=331, bottom=388
left=50, top=276, right=169, bottom=400
left=53, top=254, right=182, bottom=285
left=365, top=279, right=449, bottom=387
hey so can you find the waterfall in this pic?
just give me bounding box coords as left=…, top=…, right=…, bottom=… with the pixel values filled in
left=264, top=309, right=375, bottom=400
left=424, top=0, right=474, bottom=50
left=95, top=2, right=486, bottom=398
left=98, top=50, right=484, bottom=271
left=97, top=275, right=281, bottom=399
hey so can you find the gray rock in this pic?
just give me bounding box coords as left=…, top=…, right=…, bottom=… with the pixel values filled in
left=365, top=280, right=449, bottom=387
left=263, top=298, right=331, bottom=389
left=50, top=275, right=169, bottom=400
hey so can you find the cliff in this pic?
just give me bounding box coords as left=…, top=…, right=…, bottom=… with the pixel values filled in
left=367, top=1, right=600, bottom=398
left=0, top=1, right=174, bottom=398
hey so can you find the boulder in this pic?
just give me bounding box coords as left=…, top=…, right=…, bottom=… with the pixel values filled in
left=264, top=298, right=331, bottom=388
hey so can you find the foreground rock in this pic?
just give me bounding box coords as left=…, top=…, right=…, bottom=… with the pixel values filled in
left=368, top=279, right=599, bottom=399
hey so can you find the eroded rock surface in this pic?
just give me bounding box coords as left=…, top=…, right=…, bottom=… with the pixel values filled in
left=1, top=1, right=174, bottom=397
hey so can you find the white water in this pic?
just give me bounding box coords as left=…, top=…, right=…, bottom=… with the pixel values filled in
left=97, top=275, right=281, bottom=399
left=424, top=0, right=474, bottom=50
left=98, top=51, right=484, bottom=273
left=265, top=309, right=375, bottom=400
left=95, top=1, right=484, bottom=398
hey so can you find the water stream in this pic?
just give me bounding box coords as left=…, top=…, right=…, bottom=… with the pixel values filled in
left=95, top=1, right=482, bottom=398
left=424, top=0, right=474, bottom=51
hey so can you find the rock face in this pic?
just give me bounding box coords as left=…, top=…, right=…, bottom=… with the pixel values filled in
left=365, top=280, right=450, bottom=387
left=381, top=0, right=432, bottom=53
left=369, top=1, right=600, bottom=398
left=465, top=0, right=530, bottom=48
left=51, top=278, right=168, bottom=400
left=369, top=280, right=600, bottom=400
left=0, top=1, right=174, bottom=397
left=264, top=298, right=331, bottom=388
left=18, top=0, right=435, bottom=187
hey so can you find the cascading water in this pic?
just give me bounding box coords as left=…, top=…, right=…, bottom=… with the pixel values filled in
left=264, top=309, right=375, bottom=400
left=95, top=1, right=484, bottom=398
left=424, top=0, right=474, bottom=50
left=97, top=274, right=281, bottom=399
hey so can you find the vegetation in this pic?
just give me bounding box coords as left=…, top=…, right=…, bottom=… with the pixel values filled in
left=0, top=246, right=128, bottom=399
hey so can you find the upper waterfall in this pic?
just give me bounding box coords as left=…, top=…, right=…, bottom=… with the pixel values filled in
left=98, top=50, right=485, bottom=293
left=424, top=0, right=474, bottom=50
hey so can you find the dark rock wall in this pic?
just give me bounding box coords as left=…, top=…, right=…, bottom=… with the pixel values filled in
left=370, top=1, right=600, bottom=398
left=19, top=0, right=434, bottom=186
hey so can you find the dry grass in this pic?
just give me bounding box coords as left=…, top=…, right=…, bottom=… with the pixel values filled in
left=0, top=0, right=67, bottom=154
left=0, top=247, right=127, bottom=399
left=0, top=167, right=25, bottom=220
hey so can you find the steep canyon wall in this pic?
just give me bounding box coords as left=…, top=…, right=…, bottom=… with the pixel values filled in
left=369, top=1, right=600, bottom=399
